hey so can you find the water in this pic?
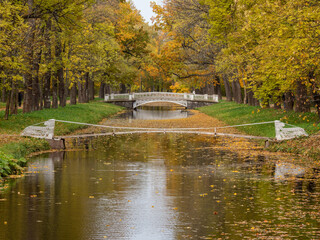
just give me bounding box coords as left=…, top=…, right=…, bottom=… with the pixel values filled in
left=115, top=106, right=191, bottom=120
left=1, top=134, right=319, bottom=240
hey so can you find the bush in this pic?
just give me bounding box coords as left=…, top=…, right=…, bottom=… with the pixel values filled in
left=0, top=151, right=26, bottom=179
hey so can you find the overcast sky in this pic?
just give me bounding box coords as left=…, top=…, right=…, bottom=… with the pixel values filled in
left=131, top=0, right=162, bottom=24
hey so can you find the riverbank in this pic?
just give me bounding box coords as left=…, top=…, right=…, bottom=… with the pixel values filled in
left=199, top=101, right=320, bottom=162
left=0, top=100, right=123, bottom=180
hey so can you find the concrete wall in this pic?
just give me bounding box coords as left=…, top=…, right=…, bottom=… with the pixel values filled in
left=106, top=100, right=135, bottom=108
left=187, top=100, right=216, bottom=109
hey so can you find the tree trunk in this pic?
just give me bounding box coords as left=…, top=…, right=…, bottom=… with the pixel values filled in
left=4, top=90, right=11, bottom=120
left=23, top=0, right=35, bottom=113
left=120, top=83, right=127, bottom=93
left=78, top=78, right=87, bottom=103
left=70, top=82, right=77, bottom=105
left=295, top=80, right=310, bottom=112
left=23, top=72, right=33, bottom=113
left=43, top=70, right=51, bottom=108
left=223, top=75, right=232, bottom=101
left=9, top=82, right=18, bottom=115
left=78, top=80, right=83, bottom=103
left=84, top=72, right=89, bottom=103
left=247, top=89, right=254, bottom=106
left=99, top=83, right=106, bottom=99
left=105, top=84, right=111, bottom=95
left=32, top=50, right=41, bottom=111
left=43, top=18, right=52, bottom=109
left=309, top=71, right=320, bottom=119
left=56, top=39, right=66, bottom=107
left=242, top=80, right=247, bottom=104
left=52, top=75, right=58, bottom=108
left=232, top=79, right=242, bottom=104
left=284, top=92, right=294, bottom=111
left=39, top=76, right=43, bottom=110
left=88, top=75, right=94, bottom=101
left=58, top=67, right=65, bottom=107
left=1, top=78, right=5, bottom=102
left=213, top=76, right=222, bottom=100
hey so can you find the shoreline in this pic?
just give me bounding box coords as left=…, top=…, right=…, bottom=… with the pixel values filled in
left=0, top=101, right=123, bottom=181
left=1, top=101, right=320, bottom=183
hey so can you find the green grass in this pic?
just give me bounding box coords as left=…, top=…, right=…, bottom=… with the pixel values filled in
left=0, top=99, right=123, bottom=135
left=0, top=100, right=123, bottom=179
left=199, top=101, right=320, bottom=138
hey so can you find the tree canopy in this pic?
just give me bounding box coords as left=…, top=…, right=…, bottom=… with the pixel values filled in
left=1, top=0, right=320, bottom=118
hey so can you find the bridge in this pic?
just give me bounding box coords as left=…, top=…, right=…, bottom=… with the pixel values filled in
left=104, top=92, right=219, bottom=109
left=21, top=119, right=308, bottom=150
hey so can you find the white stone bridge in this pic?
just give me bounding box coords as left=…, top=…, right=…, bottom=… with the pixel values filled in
left=104, top=92, right=219, bottom=109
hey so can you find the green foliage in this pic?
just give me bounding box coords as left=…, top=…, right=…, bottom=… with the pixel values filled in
left=200, top=101, right=320, bottom=138
left=0, top=151, right=26, bottom=179
left=0, top=139, right=50, bottom=160
left=203, top=0, right=320, bottom=108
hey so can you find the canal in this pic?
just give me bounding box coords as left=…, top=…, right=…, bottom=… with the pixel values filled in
left=1, top=107, right=319, bottom=239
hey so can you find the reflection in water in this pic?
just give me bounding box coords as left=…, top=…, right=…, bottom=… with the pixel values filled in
left=0, top=134, right=320, bottom=240
left=274, top=163, right=306, bottom=180
left=115, top=106, right=191, bottom=120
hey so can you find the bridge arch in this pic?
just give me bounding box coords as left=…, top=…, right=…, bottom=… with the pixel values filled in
left=133, top=100, right=188, bottom=109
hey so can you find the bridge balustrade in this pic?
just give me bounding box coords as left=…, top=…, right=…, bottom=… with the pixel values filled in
left=105, top=92, right=219, bottom=102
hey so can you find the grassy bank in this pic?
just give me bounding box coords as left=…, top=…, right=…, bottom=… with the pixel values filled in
left=199, top=101, right=320, bottom=160
left=0, top=100, right=123, bottom=179
left=200, top=101, right=319, bottom=138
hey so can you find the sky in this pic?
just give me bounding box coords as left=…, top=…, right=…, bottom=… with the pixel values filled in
left=131, top=0, right=162, bottom=24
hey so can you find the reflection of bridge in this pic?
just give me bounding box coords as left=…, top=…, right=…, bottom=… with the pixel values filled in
left=104, top=92, right=219, bottom=109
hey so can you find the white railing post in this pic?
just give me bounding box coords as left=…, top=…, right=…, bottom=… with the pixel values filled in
left=204, top=94, right=208, bottom=100
left=111, top=93, right=114, bottom=100
left=190, top=94, right=194, bottom=100
left=104, top=94, right=109, bottom=101
left=129, top=94, right=132, bottom=100
left=132, top=93, right=135, bottom=99
left=184, top=93, right=187, bottom=99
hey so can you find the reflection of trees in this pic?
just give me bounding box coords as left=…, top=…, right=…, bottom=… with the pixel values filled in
left=2, top=134, right=320, bottom=239
left=69, top=133, right=320, bottom=238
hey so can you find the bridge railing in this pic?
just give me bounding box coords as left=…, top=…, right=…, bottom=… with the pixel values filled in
left=105, top=92, right=219, bottom=102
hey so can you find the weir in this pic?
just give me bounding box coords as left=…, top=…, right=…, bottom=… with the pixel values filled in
left=20, top=119, right=309, bottom=150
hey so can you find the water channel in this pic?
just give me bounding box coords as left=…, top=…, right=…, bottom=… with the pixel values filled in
left=1, top=107, right=320, bottom=239
left=114, top=106, right=191, bottom=120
